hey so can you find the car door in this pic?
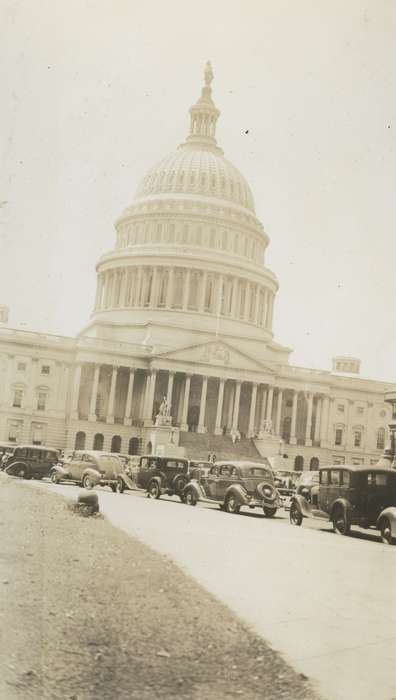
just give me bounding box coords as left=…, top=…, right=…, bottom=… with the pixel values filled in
left=70, top=452, right=86, bottom=480
left=216, top=465, right=235, bottom=500
left=200, top=465, right=219, bottom=498
left=137, top=457, right=151, bottom=489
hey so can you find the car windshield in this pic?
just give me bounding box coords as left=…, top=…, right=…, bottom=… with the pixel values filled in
left=241, top=466, right=273, bottom=479
left=299, top=472, right=318, bottom=485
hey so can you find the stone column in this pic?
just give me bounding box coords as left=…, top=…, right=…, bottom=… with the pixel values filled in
left=227, top=382, right=235, bottom=430
left=247, top=383, right=258, bottom=438
left=197, top=376, right=208, bottom=433
left=119, top=270, right=127, bottom=307
left=106, top=366, right=118, bottom=424
left=214, top=378, right=225, bottom=435
left=88, top=364, right=100, bottom=422
left=290, top=390, right=298, bottom=445
left=231, top=277, right=238, bottom=317
left=124, top=368, right=135, bottom=426
left=345, top=399, right=354, bottom=450
left=180, top=374, right=192, bottom=431
left=70, top=363, right=82, bottom=420
left=260, top=386, right=267, bottom=427
left=166, top=268, right=175, bottom=308
left=150, top=267, right=158, bottom=308
left=305, top=392, right=313, bottom=446
left=216, top=274, right=224, bottom=316
left=265, top=385, right=274, bottom=421
left=166, top=371, right=175, bottom=408
left=268, top=293, right=274, bottom=329
left=199, top=271, right=207, bottom=312
left=244, top=283, right=251, bottom=321
left=320, top=395, right=330, bottom=448
left=136, top=267, right=143, bottom=306
left=182, top=269, right=191, bottom=310
left=232, top=381, right=242, bottom=431
left=314, top=397, right=322, bottom=444
left=143, top=370, right=157, bottom=426
left=275, top=389, right=283, bottom=436
left=254, top=286, right=261, bottom=324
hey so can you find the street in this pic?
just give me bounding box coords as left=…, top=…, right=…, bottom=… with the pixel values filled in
left=31, top=479, right=396, bottom=700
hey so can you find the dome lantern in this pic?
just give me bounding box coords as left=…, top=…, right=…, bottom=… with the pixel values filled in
left=183, top=61, right=222, bottom=154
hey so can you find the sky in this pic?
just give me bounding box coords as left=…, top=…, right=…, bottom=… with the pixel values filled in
left=1, top=0, right=396, bottom=381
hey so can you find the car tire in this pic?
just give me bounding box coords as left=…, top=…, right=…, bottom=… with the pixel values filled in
left=147, top=480, right=161, bottom=499
left=263, top=506, right=277, bottom=518
left=184, top=488, right=197, bottom=506
left=173, top=475, right=188, bottom=497
left=50, top=471, right=61, bottom=485
left=116, top=478, right=125, bottom=494
left=380, top=518, right=394, bottom=545
left=83, top=475, right=95, bottom=490
left=289, top=502, right=303, bottom=526
left=224, top=494, right=240, bottom=514
left=332, top=506, right=350, bottom=536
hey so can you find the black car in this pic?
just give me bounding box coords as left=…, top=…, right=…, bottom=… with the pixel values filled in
left=5, top=445, right=59, bottom=480
left=116, top=455, right=189, bottom=500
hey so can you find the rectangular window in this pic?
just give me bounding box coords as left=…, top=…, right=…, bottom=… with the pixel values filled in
left=31, top=424, right=43, bottom=445
left=337, top=404, right=345, bottom=413
left=320, top=471, right=329, bottom=485
left=8, top=420, right=22, bottom=443
left=37, top=392, right=47, bottom=411
left=342, top=470, right=350, bottom=487
left=335, top=429, right=343, bottom=446
left=330, top=470, right=340, bottom=485
left=17, top=362, right=26, bottom=372
left=13, top=389, right=23, bottom=408
left=41, top=365, right=50, bottom=375
left=354, top=431, right=362, bottom=447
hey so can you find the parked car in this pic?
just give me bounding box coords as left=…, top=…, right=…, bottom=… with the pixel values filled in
left=116, top=455, right=189, bottom=499
left=5, top=445, right=59, bottom=479
left=114, top=455, right=142, bottom=492
left=188, top=460, right=212, bottom=480
left=0, top=444, right=16, bottom=470
left=273, top=469, right=298, bottom=510
left=50, top=450, right=122, bottom=490
left=183, top=461, right=282, bottom=516
left=290, top=464, right=396, bottom=544
left=294, top=470, right=320, bottom=503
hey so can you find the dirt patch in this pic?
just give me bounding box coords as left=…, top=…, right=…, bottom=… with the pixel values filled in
left=0, top=476, right=321, bottom=699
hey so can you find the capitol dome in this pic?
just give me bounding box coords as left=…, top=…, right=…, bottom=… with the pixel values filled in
left=86, top=62, right=282, bottom=362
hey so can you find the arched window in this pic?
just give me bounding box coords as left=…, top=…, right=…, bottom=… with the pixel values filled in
left=310, top=457, right=319, bottom=470
left=75, top=431, right=86, bottom=450
left=377, top=427, right=385, bottom=450
left=111, top=435, right=122, bottom=453
left=93, top=433, right=104, bottom=451
left=147, top=441, right=153, bottom=455
left=294, top=455, right=304, bottom=471
left=128, top=437, right=140, bottom=455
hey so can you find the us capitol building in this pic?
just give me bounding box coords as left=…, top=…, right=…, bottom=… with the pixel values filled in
left=0, top=64, right=392, bottom=469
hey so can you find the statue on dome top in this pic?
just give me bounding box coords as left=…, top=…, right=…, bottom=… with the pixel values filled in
left=204, top=61, right=214, bottom=86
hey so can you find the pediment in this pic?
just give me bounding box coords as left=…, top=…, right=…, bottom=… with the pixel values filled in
left=157, top=340, right=275, bottom=374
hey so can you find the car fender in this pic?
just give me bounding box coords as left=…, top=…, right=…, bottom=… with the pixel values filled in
left=147, top=475, right=162, bottom=490
left=183, top=480, right=205, bottom=500
left=377, top=507, right=396, bottom=537
left=82, top=468, right=101, bottom=485
left=5, top=461, right=28, bottom=476
left=290, top=494, right=314, bottom=518
left=329, top=498, right=353, bottom=522
left=51, top=465, right=69, bottom=478
left=225, top=484, right=249, bottom=506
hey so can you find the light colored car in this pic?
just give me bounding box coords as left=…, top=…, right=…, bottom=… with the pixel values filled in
left=50, top=450, right=122, bottom=490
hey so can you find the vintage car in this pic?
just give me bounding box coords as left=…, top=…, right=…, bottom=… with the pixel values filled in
left=183, top=460, right=282, bottom=516
left=289, top=464, right=396, bottom=544
left=188, top=460, right=212, bottom=480
left=116, top=455, right=189, bottom=499
left=50, top=450, right=122, bottom=490
left=294, top=470, right=320, bottom=502
left=5, top=445, right=59, bottom=479
left=273, top=469, right=298, bottom=510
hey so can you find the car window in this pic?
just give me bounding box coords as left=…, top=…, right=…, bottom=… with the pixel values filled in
left=220, top=465, right=231, bottom=477
left=16, top=448, right=27, bottom=459
left=330, top=470, right=340, bottom=485
left=140, top=458, right=149, bottom=470
left=209, top=466, right=219, bottom=477
left=368, top=473, right=388, bottom=487
left=320, top=471, right=329, bottom=485
left=230, top=467, right=238, bottom=478
left=342, top=470, right=350, bottom=487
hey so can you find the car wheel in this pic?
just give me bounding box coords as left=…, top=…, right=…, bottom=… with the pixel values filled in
left=116, top=478, right=125, bottom=494
left=50, top=471, right=61, bottom=485
left=225, top=494, right=240, bottom=514
left=380, top=519, right=394, bottom=545
left=263, top=506, right=277, bottom=518
left=147, top=481, right=160, bottom=499
left=173, top=475, right=188, bottom=497
left=184, top=488, right=197, bottom=506
left=83, top=475, right=95, bottom=490
left=289, top=502, right=303, bottom=526
left=333, top=506, right=350, bottom=536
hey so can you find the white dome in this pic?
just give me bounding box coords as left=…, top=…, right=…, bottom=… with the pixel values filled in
left=135, top=144, right=255, bottom=213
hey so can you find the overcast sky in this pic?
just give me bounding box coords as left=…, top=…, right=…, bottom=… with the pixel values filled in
left=1, top=0, right=395, bottom=382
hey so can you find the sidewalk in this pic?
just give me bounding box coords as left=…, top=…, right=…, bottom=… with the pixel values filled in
left=0, top=476, right=320, bottom=700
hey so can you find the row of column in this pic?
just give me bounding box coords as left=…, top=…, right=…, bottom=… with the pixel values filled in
left=70, top=363, right=333, bottom=446
left=94, top=267, right=275, bottom=330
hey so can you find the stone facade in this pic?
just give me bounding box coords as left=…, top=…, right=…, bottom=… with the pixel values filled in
left=0, top=64, right=392, bottom=468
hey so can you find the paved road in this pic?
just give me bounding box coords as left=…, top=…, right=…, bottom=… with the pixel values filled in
left=31, top=480, right=396, bottom=700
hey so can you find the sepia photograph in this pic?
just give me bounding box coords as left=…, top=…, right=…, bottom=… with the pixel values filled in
left=1, top=1, right=396, bottom=699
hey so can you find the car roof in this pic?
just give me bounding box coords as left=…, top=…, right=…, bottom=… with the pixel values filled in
left=214, top=460, right=270, bottom=468
left=320, top=464, right=394, bottom=473
left=15, top=444, right=59, bottom=452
